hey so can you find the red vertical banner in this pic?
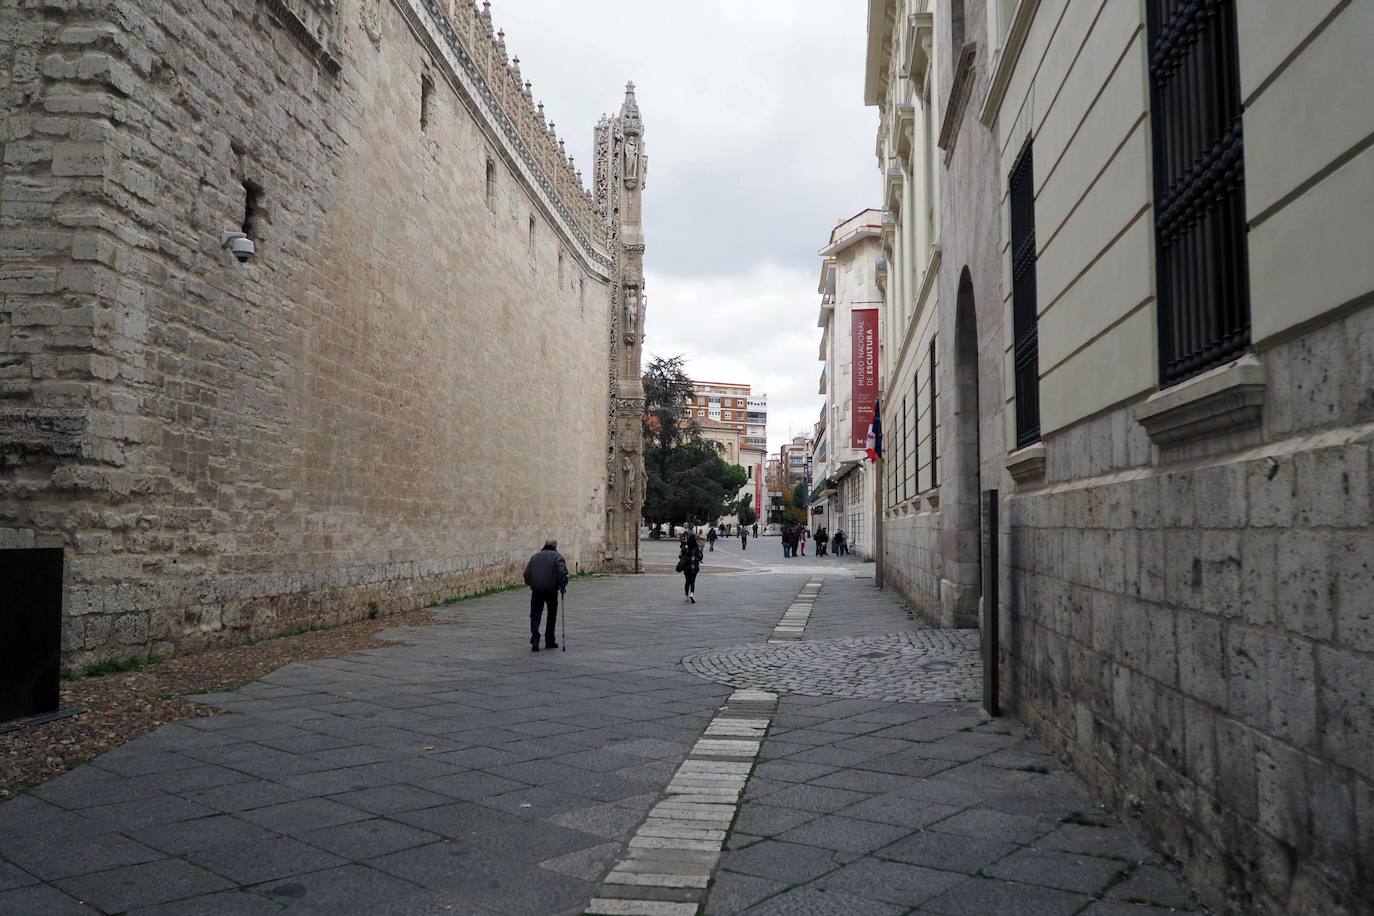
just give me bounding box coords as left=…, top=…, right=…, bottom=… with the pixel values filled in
left=851, top=308, right=879, bottom=450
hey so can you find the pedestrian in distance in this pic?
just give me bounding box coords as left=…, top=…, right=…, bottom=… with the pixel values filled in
left=523, top=538, right=568, bottom=651
left=799, top=526, right=808, bottom=556
left=752, top=523, right=759, bottom=539
left=816, top=526, right=829, bottom=557
left=706, top=526, right=717, bottom=552
left=677, top=527, right=703, bottom=603
left=835, top=529, right=848, bottom=556
left=740, top=526, right=749, bottom=550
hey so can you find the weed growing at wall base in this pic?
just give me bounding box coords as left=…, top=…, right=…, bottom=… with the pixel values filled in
left=79, top=654, right=163, bottom=679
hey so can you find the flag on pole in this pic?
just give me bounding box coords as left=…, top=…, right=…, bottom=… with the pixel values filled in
left=865, top=398, right=883, bottom=462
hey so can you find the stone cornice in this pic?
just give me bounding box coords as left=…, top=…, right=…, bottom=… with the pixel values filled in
left=938, top=42, right=977, bottom=156
left=394, top=0, right=614, bottom=275
left=978, top=0, right=1041, bottom=127
left=1005, top=441, right=1046, bottom=484
left=1135, top=353, right=1265, bottom=450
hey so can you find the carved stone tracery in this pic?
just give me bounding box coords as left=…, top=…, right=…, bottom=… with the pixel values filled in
left=596, top=83, right=648, bottom=570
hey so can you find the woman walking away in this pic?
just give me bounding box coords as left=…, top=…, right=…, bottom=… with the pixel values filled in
left=816, top=526, right=829, bottom=557
left=799, top=526, right=808, bottom=556
left=678, top=528, right=703, bottom=603
left=706, top=526, right=717, bottom=552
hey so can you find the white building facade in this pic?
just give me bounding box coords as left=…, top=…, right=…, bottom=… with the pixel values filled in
left=865, top=1, right=947, bottom=612
left=866, top=0, right=1374, bottom=912
left=815, top=210, right=884, bottom=558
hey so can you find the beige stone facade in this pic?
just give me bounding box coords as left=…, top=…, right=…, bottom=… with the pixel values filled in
left=867, top=0, right=1373, bottom=912
left=0, top=0, right=646, bottom=666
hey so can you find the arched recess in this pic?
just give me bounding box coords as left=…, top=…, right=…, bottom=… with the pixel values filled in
left=942, top=265, right=982, bottom=628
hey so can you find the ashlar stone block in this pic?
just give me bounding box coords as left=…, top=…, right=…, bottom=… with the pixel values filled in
left=1331, top=537, right=1374, bottom=658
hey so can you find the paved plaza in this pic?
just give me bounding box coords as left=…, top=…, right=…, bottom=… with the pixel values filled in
left=0, top=538, right=1198, bottom=914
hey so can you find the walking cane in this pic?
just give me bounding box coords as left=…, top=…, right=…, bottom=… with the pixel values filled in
left=561, top=591, right=567, bottom=651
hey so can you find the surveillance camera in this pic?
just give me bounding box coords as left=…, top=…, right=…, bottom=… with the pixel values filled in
left=221, top=231, right=255, bottom=263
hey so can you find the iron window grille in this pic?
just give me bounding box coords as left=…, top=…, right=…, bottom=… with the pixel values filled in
left=930, top=335, right=939, bottom=488
left=1147, top=0, right=1251, bottom=386
left=902, top=395, right=910, bottom=503
left=1010, top=141, right=1041, bottom=448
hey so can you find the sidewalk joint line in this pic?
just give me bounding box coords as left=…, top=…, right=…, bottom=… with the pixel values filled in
left=586, top=579, right=822, bottom=915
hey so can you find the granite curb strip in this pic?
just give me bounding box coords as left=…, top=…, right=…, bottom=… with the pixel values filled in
left=585, top=581, right=821, bottom=915
left=767, top=579, right=822, bottom=642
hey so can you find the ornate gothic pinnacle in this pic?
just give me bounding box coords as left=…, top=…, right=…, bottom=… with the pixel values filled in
left=620, top=80, right=642, bottom=130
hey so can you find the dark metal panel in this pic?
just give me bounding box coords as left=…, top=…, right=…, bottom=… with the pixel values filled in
left=981, top=490, right=1000, bottom=717
left=1, top=548, right=64, bottom=722
left=1010, top=142, right=1040, bottom=448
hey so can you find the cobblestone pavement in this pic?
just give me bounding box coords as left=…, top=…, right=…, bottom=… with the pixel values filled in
left=682, top=631, right=983, bottom=703
left=0, top=538, right=1198, bottom=915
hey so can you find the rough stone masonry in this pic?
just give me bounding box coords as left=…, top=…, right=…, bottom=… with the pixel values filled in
left=0, top=0, right=648, bottom=668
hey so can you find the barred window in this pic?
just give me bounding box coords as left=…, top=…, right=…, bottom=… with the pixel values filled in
left=929, top=335, right=938, bottom=488
left=1147, top=0, right=1250, bottom=386
left=1010, top=141, right=1040, bottom=448
left=902, top=395, right=910, bottom=503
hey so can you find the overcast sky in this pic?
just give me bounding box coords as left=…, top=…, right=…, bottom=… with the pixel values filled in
left=491, top=1, right=878, bottom=455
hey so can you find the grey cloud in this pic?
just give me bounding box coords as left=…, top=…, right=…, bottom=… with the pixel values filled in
left=492, top=1, right=876, bottom=451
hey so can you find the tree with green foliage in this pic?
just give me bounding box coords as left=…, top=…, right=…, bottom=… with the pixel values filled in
left=731, top=493, right=757, bottom=527
left=641, top=355, right=749, bottom=527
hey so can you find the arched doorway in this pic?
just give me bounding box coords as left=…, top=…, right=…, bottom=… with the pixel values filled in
left=943, top=266, right=981, bottom=628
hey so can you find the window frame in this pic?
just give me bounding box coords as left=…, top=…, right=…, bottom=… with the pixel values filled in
left=1009, top=139, right=1041, bottom=448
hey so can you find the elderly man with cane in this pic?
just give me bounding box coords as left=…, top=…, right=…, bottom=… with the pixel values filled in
left=523, top=538, right=568, bottom=652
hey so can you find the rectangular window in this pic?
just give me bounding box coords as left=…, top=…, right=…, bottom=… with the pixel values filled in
left=1010, top=140, right=1040, bottom=448
left=485, top=158, right=496, bottom=209
left=528, top=215, right=536, bottom=255
left=723, top=411, right=732, bottom=420
left=1147, top=0, right=1250, bottom=387
left=930, top=335, right=939, bottom=488
left=901, top=395, right=910, bottom=503
left=420, top=74, right=433, bottom=131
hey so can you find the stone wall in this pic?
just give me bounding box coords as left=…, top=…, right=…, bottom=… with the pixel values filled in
left=1003, top=308, right=1374, bottom=914
left=0, top=0, right=625, bottom=667
left=881, top=507, right=941, bottom=617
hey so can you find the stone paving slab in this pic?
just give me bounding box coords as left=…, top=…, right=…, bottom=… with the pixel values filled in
left=0, top=541, right=1201, bottom=915
left=706, top=572, right=1201, bottom=915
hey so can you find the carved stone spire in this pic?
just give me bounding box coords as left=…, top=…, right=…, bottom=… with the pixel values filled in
left=602, top=79, right=647, bottom=571
left=620, top=81, right=642, bottom=134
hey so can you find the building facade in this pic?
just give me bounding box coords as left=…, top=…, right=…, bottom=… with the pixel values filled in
left=684, top=380, right=751, bottom=432
left=0, top=0, right=647, bottom=666
left=683, top=380, right=766, bottom=523
left=814, top=210, right=883, bottom=557
left=866, top=0, right=1374, bottom=912
left=865, top=2, right=947, bottom=610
